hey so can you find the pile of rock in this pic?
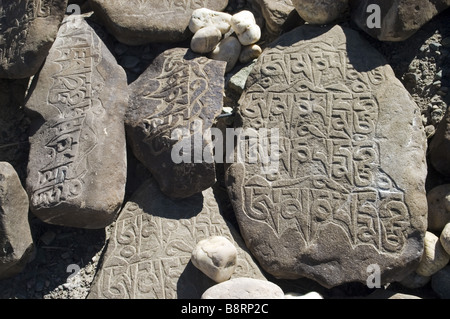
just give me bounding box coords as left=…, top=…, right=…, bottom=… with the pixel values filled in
left=0, top=0, right=449, bottom=300
left=189, top=9, right=263, bottom=72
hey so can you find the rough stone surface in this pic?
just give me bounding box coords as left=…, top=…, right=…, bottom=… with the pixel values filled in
left=210, top=36, right=241, bottom=73
left=189, top=8, right=232, bottom=34
left=226, top=25, right=428, bottom=288
left=191, top=236, right=238, bottom=283
left=126, top=48, right=226, bottom=199
left=0, top=0, right=68, bottom=79
left=350, top=0, right=450, bottom=42
left=88, top=178, right=266, bottom=299
left=239, top=44, right=262, bottom=64
left=431, top=266, right=450, bottom=299
left=25, top=16, right=128, bottom=229
left=89, top=0, right=229, bottom=45
left=292, top=0, right=348, bottom=25
left=427, top=184, right=450, bottom=232
left=398, top=271, right=430, bottom=289
left=201, top=277, right=284, bottom=299
left=253, top=0, right=297, bottom=35
left=0, top=162, right=34, bottom=280
left=429, top=107, right=450, bottom=177
left=190, top=26, right=222, bottom=54
left=440, top=223, right=450, bottom=255
left=416, top=231, right=450, bottom=277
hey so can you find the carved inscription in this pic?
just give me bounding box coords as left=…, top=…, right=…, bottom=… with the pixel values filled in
left=91, top=185, right=264, bottom=299
left=0, top=0, right=54, bottom=64
left=30, top=20, right=104, bottom=208
left=122, top=0, right=210, bottom=11
left=239, top=40, right=410, bottom=254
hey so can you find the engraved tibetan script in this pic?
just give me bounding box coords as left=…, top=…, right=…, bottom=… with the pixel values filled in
left=30, top=20, right=104, bottom=209
left=238, top=36, right=410, bottom=255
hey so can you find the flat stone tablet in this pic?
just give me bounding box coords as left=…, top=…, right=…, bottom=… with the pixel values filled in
left=126, top=48, right=226, bottom=199
left=25, top=16, right=128, bottom=229
left=89, top=0, right=229, bottom=45
left=226, top=25, right=428, bottom=288
left=0, top=0, right=68, bottom=79
left=87, top=179, right=266, bottom=299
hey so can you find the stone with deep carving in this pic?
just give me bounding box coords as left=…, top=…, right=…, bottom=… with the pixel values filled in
left=87, top=178, right=266, bottom=299
left=25, top=16, right=128, bottom=229
left=225, top=25, right=428, bottom=288
left=0, top=0, right=68, bottom=79
left=126, top=47, right=226, bottom=199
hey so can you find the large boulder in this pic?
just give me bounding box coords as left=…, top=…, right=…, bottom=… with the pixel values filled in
left=25, top=16, right=128, bottom=229
left=226, top=25, right=428, bottom=288
left=0, top=0, right=68, bottom=79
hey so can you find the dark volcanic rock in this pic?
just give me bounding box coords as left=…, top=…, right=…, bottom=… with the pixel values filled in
left=226, top=25, right=428, bottom=288
left=25, top=16, right=128, bottom=229
left=126, top=48, right=226, bottom=199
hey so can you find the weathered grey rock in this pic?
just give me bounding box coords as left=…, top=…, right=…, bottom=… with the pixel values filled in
left=202, top=277, right=284, bottom=299
left=226, top=25, right=428, bottom=288
left=227, top=60, right=257, bottom=96
left=429, top=107, right=450, bottom=177
left=25, top=17, right=128, bottom=229
left=350, top=0, right=450, bottom=42
left=0, top=0, right=68, bottom=79
left=230, top=10, right=261, bottom=46
left=239, top=44, right=262, bottom=64
left=89, top=0, right=229, bottom=45
left=210, top=36, right=241, bottom=73
left=427, top=184, right=450, bottom=232
left=190, top=26, right=222, bottom=54
left=87, top=179, right=266, bottom=299
left=292, top=0, right=348, bottom=25
left=0, top=162, right=34, bottom=280
left=440, top=223, right=450, bottom=255
left=192, top=236, right=238, bottom=283
left=126, top=48, right=226, bottom=199
left=253, top=0, right=298, bottom=35
left=398, top=271, right=430, bottom=289
left=189, top=8, right=232, bottom=34
left=416, top=231, right=450, bottom=277
left=431, top=266, right=450, bottom=299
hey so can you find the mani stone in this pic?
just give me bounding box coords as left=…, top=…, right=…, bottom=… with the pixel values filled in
left=225, top=25, right=428, bottom=288
left=429, top=106, right=450, bottom=177
left=126, top=48, right=226, bottom=199
left=0, top=0, right=68, bottom=79
left=25, top=16, right=128, bottom=229
left=201, top=278, right=285, bottom=299
left=89, top=0, right=229, bottom=45
left=87, top=178, right=266, bottom=299
left=0, top=162, right=34, bottom=280
left=350, top=0, right=450, bottom=42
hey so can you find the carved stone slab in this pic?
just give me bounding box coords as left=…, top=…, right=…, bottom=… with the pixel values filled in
left=25, top=16, right=128, bottom=229
left=87, top=178, right=266, bottom=299
left=0, top=162, right=34, bottom=280
left=226, top=25, right=428, bottom=288
left=126, top=48, right=226, bottom=199
left=0, top=0, right=68, bottom=79
left=89, top=0, right=229, bottom=45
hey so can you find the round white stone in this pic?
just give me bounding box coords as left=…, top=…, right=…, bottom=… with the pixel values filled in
left=230, top=10, right=261, bottom=46
left=189, top=8, right=232, bottom=34
left=209, top=36, right=241, bottom=73
left=190, top=26, right=222, bottom=54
